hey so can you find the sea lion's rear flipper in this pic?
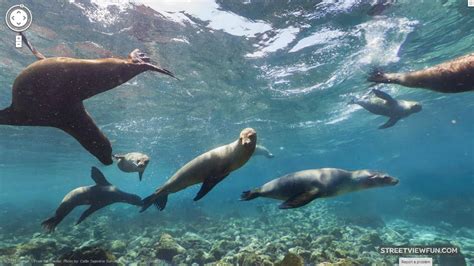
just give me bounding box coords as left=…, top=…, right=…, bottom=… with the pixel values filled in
left=378, top=117, right=399, bottom=129
left=141, top=192, right=168, bottom=212
left=57, top=104, right=113, bottom=165
left=138, top=171, right=144, bottom=181
left=76, top=204, right=104, bottom=225
left=20, top=32, right=46, bottom=60
left=113, top=154, right=125, bottom=160
left=91, top=167, right=111, bottom=186
left=279, top=188, right=320, bottom=209
left=41, top=203, right=75, bottom=233
left=194, top=174, right=229, bottom=201
left=372, top=89, right=396, bottom=104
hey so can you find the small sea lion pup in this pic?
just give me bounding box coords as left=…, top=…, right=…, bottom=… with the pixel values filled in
left=0, top=32, right=176, bottom=165
left=350, top=89, right=422, bottom=129
left=141, top=128, right=257, bottom=212
left=42, top=167, right=142, bottom=232
left=368, top=53, right=474, bottom=93
left=241, top=168, right=398, bottom=209
left=252, top=145, right=274, bottom=159
left=114, top=152, right=150, bottom=181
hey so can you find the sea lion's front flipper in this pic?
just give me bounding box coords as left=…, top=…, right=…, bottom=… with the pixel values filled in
left=372, top=89, right=396, bottom=104
left=129, top=49, right=178, bottom=79
left=91, top=167, right=111, bottom=186
left=76, top=204, right=104, bottom=225
left=194, top=174, right=229, bottom=201
left=20, top=32, right=46, bottom=60
left=279, top=188, right=320, bottom=209
left=138, top=171, right=144, bottom=181
left=378, top=117, right=399, bottom=129
left=57, top=104, right=113, bottom=165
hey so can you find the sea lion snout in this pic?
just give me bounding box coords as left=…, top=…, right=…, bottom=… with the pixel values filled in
left=240, top=128, right=257, bottom=146
left=411, top=103, right=422, bottom=113
left=367, top=172, right=399, bottom=186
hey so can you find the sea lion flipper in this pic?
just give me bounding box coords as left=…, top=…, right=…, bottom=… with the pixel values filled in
left=113, top=154, right=125, bottom=160
left=76, top=204, right=103, bottom=225
left=194, top=174, right=229, bottom=201
left=279, top=188, right=320, bottom=209
left=57, top=105, right=113, bottom=165
left=138, top=171, right=144, bottom=181
left=378, top=117, right=399, bottom=129
left=372, top=89, right=396, bottom=104
left=20, top=32, right=46, bottom=60
left=91, top=167, right=111, bottom=186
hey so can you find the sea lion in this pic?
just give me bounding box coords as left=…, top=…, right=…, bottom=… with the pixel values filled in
left=114, top=152, right=150, bottom=181
left=368, top=53, right=474, bottom=93
left=141, top=128, right=257, bottom=212
left=241, top=168, right=398, bottom=209
left=41, top=167, right=142, bottom=232
left=367, top=0, right=392, bottom=16
left=349, top=89, right=422, bottom=129
left=252, top=145, right=274, bottom=159
left=0, top=32, right=176, bottom=165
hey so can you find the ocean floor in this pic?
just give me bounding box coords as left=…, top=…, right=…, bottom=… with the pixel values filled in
left=0, top=201, right=472, bottom=265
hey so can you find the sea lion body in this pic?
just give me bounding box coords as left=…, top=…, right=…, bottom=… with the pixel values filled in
left=114, top=152, right=150, bottom=181
left=0, top=34, right=175, bottom=165
left=241, top=168, right=398, bottom=209
left=368, top=53, right=474, bottom=93
left=351, top=89, right=421, bottom=129
left=12, top=58, right=148, bottom=114
left=41, top=167, right=142, bottom=232
left=141, top=128, right=257, bottom=212
left=253, top=145, right=274, bottom=158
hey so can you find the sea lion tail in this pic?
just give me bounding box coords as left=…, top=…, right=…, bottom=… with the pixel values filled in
left=141, top=192, right=168, bottom=212
left=41, top=216, right=60, bottom=233
left=240, top=189, right=261, bottom=201
left=368, top=68, right=390, bottom=83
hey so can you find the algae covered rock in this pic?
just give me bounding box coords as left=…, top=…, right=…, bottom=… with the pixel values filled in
left=155, top=233, right=185, bottom=261
left=237, top=252, right=273, bottom=266
left=275, top=252, right=304, bottom=266
left=110, top=240, right=126, bottom=253
left=58, top=246, right=117, bottom=265
left=17, top=238, right=57, bottom=259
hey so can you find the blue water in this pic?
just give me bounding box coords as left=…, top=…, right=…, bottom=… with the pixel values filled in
left=0, top=0, right=473, bottom=264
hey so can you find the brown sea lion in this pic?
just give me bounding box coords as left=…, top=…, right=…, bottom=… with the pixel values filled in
left=368, top=53, right=474, bottom=93
left=252, top=144, right=274, bottom=158
left=141, top=128, right=257, bottom=212
left=241, top=168, right=398, bottom=209
left=42, top=167, right=142, bottom=232
left=0, top=32, right=176, bottom=165
left=113, top=152, right=150, bottom=181
left=349, top=89, right=422, bottom=129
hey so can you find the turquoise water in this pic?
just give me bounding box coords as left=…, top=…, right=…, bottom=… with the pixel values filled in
left=0, top=0, right=473, bottom=264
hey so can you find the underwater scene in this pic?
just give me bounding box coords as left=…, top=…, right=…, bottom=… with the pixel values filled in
left=0, top=0, right=473, bottom=265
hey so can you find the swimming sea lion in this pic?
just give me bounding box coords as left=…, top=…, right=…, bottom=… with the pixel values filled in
left=141, top=128, right=257, bottom=212
left=0, top=32, right=176, bottom=165
left=114, top=152, right=150, bottom=181
left=252, top=145, right=274, bottom=159
left=349, top=89, right=422, bottom=129
left=368, top=53, right=474, bottom=93
left=241, top=168, right=398, bottom=209
left=41, top=167, right=142, bottom=232
left=367, top=0, right=392, bottom=16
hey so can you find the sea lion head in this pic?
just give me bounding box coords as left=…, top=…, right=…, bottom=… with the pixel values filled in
left=239, top=128, right=257, bottom=147
left=408, top=101, right=422, bottom=113
left=134, top=154, right=150, bottom=171
left=354, top=170, right=399, bottom=188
